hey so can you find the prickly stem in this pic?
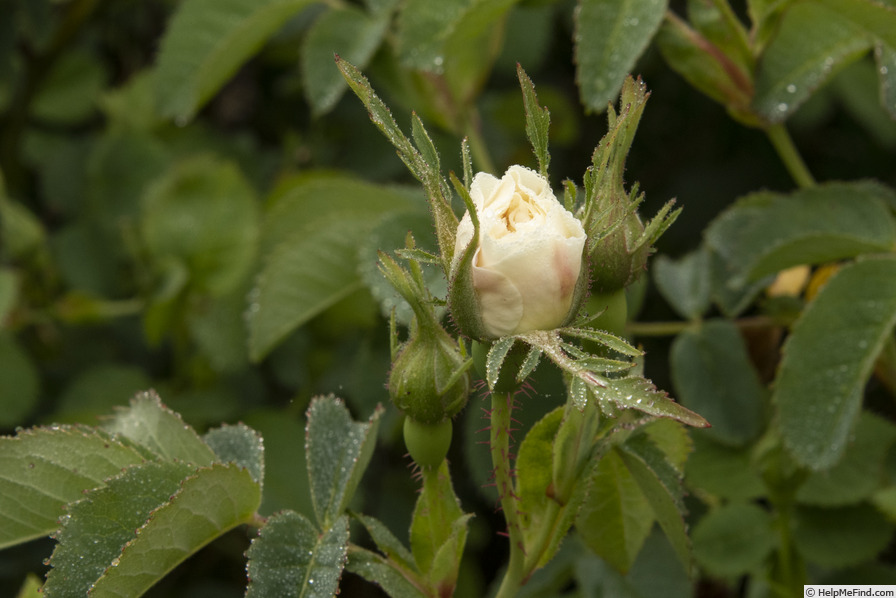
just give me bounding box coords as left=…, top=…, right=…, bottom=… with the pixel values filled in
left=491, top=390, right=526, bottom=598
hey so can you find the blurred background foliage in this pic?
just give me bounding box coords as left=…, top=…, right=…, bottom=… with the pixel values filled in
left=2, top=0, right=896, bottom=595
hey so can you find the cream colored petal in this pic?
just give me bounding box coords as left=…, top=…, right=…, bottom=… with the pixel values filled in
left=471, top=253, right=524, bottom=337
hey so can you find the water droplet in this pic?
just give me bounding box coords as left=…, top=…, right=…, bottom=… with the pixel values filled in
left=777, top=102, right=788, bottom=113
left=786, top=84, right=797, bottom=93
left=881, top=66, right=889, bottom=75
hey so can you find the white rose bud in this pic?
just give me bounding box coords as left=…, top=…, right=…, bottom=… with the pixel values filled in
left=453, top=165, right=587, bottom=338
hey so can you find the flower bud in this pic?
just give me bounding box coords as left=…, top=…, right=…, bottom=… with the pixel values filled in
left=388, top=317, right=471, bottom=424
left=450, top=165, right=587, bottom=339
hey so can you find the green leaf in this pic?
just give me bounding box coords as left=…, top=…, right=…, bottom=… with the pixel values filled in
left=877, top=42, right=896, bottom=119
left=395, top=0, right=468, bottom=72
left=441, top=0, right=520, bottom=105
left=655, top=13, right=754, bottom=119
left=574, top=0, right=668, bottom=112
left=409, top=462, right=467, bottom=577
left=793, top=504, right=894, bottom=568
left=302, top=6, right=391, bottom=116
left=249, top=175, right=419, bottom=360
left=517, top=408, right=564, bottom=548
left=154, top=0, right=316, bottom=122
left=775, top=256, right=896, bottom=470
left=577, top=448, right=655, bottom=574
left=600, top=376, right=709, bottom=429
left=816, top=0, right=896, bottom=49
left=486, top=336, right=517, bottom=390
left=796, top=411, right=896, bottom=506
left=246, top=511, right=349, bottom=598
left=753, top=1, right=872, bottom=122
left=0, top=427, right=146, bottom=549
left=345, top=548, right=428, bottom=598
left=141, top=156, right=259, bottom=297
left=305, top=396, right=382, bottom=529
left=43, top=460, right=197, bottom=598
left=518, top=62, right=551, bottom=177
left=691, top=502, right=777, bottom=577
left=352, top=512, right=416, bottom=573
left=685, top=435, right=765, bottom=501
left=105, top=391, right=217, bottom=465
left=618, top=441, right=691, bottom=574
left=705, top=181, right=896, bottom=290
left=652, top=249, right=711, bottom=321
left=87, top=464, right=260, bottom=597
left=670, top=320, right=765, bottom=446
left=0, top=332, right=39, bottom=427
left=204, top=423, right=265, bottom=484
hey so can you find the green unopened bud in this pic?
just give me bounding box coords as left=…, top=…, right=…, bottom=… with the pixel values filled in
left=582, top=77, right=679, bottom=294
left=388, top=321, right=471, bottom=423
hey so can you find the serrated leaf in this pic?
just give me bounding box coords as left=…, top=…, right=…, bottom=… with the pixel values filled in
left=793, top=504, right=894, bottom=568
left=559, top=326, right=642, bottom=357
left=600, top=376, right=709, bottom=429
left=246, top=511, right=349, bottom=598
left=204, top=423, right=265, bottom=484
left=345, top=548, right=428, bottom=598
left=652, top=249, right=711, bottom=321
left=705, top=181, right=896, bottom=290
left=775, top=256, right=896, bottom=470
left=618, top=442, right=691, bottom=573
left=518, top=64, right=551, bottom=177
left=691, top=502, right=776, bottom=577
left=302, top=6, right=390, bottom=116
left=140, top=156, right=259, bottom=297
left=577, top=448, right=655, bottom=574
left=43, top=461, right=196, bottom=598
left=796, top=411, right=896, bottom=506
left=305, top=396, right=382, bottom=530
left=670, top=320, right=765, bottom=446
left=88, top=464, right=261, bottom=596
left=575, top=0, right=668, bottom=112
left=486, top=337, right=517, bottom=390
left=410, top=462, right=465, bottom=577
left=154, top=0, right=316, bottom=122
left=105, top=391, right=216, bottom=465
left=753, top=1, right=872, bottom=122
left=517, top=345, right=543, bottom=383
left=0, top=427, right=146, bottom=549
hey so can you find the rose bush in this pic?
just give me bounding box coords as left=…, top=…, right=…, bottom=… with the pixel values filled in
left=453, top=165, right=587, bottom=338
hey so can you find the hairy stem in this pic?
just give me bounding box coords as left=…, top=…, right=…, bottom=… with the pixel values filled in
left=491, top=391, right=525, bottom=598
left=766, top=124, right=816, bottom=189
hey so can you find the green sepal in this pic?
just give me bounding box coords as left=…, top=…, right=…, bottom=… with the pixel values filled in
left=446, top=172, right=489, bottom=341
left=410, top=462, right=471, bottom=592
left=337, top=57, right=458, bottom=274
left=517, top=64, right=551, bottom=178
